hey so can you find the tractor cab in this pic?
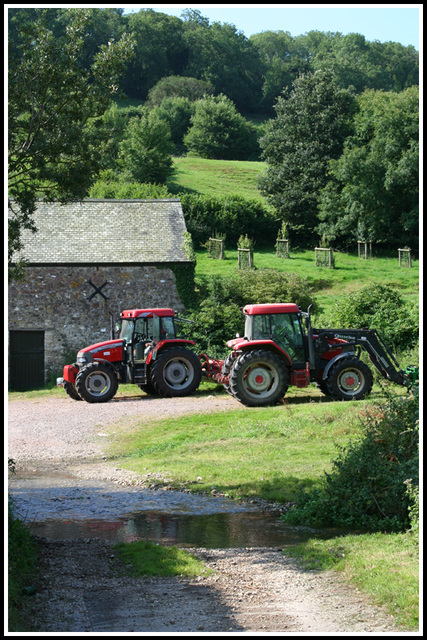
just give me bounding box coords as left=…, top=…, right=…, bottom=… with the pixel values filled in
left=230, top=304, right=307, bottom=367
left=119, top=308, right=177, bottom=363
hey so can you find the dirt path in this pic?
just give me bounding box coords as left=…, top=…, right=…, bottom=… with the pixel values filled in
left=8, top=394, right=401, bottom=633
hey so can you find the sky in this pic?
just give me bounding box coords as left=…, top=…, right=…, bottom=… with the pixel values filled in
left=121, top=4, right=421, bottom=50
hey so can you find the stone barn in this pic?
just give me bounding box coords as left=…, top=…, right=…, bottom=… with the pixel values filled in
left=8, top=199, right=195, bottom=389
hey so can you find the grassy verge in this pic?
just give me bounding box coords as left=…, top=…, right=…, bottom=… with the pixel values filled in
left=8, top=499, right=39, bottom=631
left=105, top=385, right=400, bottom=503
left=114, top=539, right=212, bottom=578
left=285, top=531, right=419, bottom=630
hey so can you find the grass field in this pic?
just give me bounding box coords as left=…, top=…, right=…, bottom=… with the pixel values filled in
left=167, top=156, right=269, bottom=203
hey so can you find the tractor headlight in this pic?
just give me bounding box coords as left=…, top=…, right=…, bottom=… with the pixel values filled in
left=77, top=352, right=93, bottom=365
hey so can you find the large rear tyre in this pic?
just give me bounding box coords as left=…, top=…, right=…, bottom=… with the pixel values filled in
left=221, top=352, right=236, bottom=395
left=75, top=362, right=118, bottom=403
left=150, top=347, right=202, bottom=397
left=63, top=380, right=82, bottom=401
left=229, top=349, right=289, bottom=407
left=326, top=357, right=373, bottom=401
left=137, top=379, right=157, bottom=395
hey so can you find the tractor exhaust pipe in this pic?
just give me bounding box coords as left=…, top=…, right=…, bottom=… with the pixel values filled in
left=306, top=305, right=316, bottom=371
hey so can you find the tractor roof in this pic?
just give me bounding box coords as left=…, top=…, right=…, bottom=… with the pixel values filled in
left=120, top=308, right=176, bottom=319
left=243, top=303, right=300, bottom=315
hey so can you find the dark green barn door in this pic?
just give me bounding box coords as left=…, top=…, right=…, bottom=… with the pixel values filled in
left=9, top=331, right=45, bottom=390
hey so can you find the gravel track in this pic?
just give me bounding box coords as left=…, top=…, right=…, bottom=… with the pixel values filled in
left=8, top=393, right=403, bottom=633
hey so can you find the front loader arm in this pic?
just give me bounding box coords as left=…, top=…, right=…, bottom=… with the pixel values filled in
left=314, top=328, right=410, bottom=387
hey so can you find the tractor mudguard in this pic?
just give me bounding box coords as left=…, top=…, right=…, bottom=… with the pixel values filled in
left=321, top=351, right=356, bottom=380
left=234, top=340, right=293, bottom=367
left=149, top=339, right=196, bottom=363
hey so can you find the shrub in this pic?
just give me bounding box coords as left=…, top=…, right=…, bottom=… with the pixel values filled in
left=283, top=391, right=419, bottom=532
left=152, top=97, right=195, bottom=155
left=183, top=94, right=260, bottom=160
left=326, top=283, right=419, bottom=352
left=89, top=177, right=171, bottom=199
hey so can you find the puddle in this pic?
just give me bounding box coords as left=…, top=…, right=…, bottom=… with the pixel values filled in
left=9, top=471, right=344, bottom=548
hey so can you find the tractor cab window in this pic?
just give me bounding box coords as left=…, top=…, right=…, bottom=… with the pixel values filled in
left=252, top=315, right=270, bottom=340
left=271, top=313, right=305, bottom=364
left=119, top=319, right=134, bottom=344
left=134, top=317, right=151, bottom=340
left=160, top=316, right=176, bottom=340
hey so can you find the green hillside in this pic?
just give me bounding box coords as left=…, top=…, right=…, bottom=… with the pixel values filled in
left=167, top=156, right=269, bottom=203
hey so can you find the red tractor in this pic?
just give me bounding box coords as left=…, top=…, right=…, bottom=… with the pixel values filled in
left=57, top=308, right=202, bottom=403
left=206, top=303, right=415, bottom=407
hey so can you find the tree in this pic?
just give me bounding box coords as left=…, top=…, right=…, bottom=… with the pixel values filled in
left=146, top=75, right=214, bottom=106
left=258, top=70, right=356, bottom=247
left=121, top=9, right=187, bottom=100
left=184, top=94, right=259, bottom=160
left=152, top=97, right=195, bottom=155
left=250, top=30, right=310, bottom=113
left=317, top=86, right=419, bottom=250
left=116, top=110, right=174, bottom=184
left=181, top=10, right=263, bottom=113
left=8, top=8, right=134, bottom=281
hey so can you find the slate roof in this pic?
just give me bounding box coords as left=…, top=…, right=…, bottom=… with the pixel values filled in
left=9, top=199, right=192, bottom=265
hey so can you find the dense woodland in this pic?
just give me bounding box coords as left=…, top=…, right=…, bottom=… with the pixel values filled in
left=8, top=7, right=419, bottom=280
left=9, top=7, right=419, bottom=112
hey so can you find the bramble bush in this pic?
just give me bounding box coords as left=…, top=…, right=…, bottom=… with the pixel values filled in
left=283, top=390, right=419, bottom=533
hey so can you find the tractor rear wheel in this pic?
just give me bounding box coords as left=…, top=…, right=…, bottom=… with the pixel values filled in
left=75, top=362, right=118, bottom=403
left=229, top=349, right=289, bottom=407
left=63, top=380, right=82, bottom=401
left=137, top=380, right=157, bottom=395
left=150, top=347, right=202, bottom=397
left=326, top=357, right=373, bottom=401
left=221, top=352, right=236, bottom=395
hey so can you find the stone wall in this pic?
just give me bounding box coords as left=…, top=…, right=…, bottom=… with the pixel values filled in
left=8, top=265, right=184, bottom=377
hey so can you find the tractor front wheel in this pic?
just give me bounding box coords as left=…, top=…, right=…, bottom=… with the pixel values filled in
left=150, top=347, right=202, bottom=397
left=63, top=380, right=82, bottom=401
left=229, top=349, right=289, bottom=407
left=326, top=357, right=373, bottom=401
left=75, top=362, right=118, bottom=403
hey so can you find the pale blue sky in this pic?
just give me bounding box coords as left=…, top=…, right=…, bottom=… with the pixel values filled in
left=121, top=4, right=421, bottom=50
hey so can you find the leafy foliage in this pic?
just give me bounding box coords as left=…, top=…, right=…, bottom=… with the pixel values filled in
left=258, top=70, right=356, bottom=247
left=283, top=391, right=419, bottom=532
left=325, top=283, right=419, bottom=352
left=89, top=174, right=171, bottom=199
left=184, top=94, right=260, bottom=160
left=318, top=87, right=419, bottom=250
